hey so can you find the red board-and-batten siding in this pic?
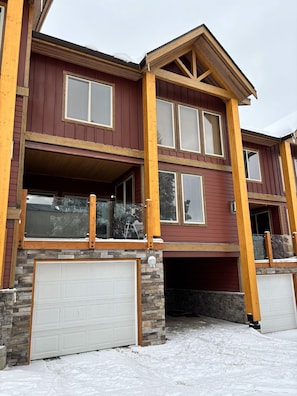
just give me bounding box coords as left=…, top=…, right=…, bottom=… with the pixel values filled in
left=27, top=54, right=143, bottom=150
left=156, top=80, right=238, bottom=246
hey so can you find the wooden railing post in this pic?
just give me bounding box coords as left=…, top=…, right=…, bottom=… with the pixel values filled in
left=292, top=232, right=297, bottom=256
left=88, top=194, right=96, bottom=249
left=145, top=199, right=153, bottom=249
left=18, top=189, right=28, bottom=248
left=264, top=231, right=273, bottom=267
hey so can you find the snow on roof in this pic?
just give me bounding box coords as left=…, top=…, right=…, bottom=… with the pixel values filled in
left=264, top=110, right=297, bottom=138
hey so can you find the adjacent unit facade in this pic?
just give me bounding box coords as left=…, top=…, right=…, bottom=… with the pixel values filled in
left=1, top=1, right=297, bottom=366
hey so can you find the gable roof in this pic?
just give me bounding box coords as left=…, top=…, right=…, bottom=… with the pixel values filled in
left=142, top=25, right=257, bottom=104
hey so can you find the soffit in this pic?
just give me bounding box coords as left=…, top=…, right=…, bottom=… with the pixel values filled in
left=143, top=25, right=257, bottom=103
left=241, top=129, right=280, bottom=147
left=24, top=148, right=134, bottom=183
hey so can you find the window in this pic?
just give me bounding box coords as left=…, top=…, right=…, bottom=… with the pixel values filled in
left=156, top=99, right=175, bottom=148
left=157, top=99, right=223, bottom=157
left=0, top=5, right=5, bottom=56
left=65, top=75, right=113, bottom=127
left=178, top=105, right=200, bottom=152
left=159, top=171, right=205, bottom=224
left=182, top=174, right=205, bottom=224
left=115, top=176, right=133, bottom=208
left=158, top=171, right=177, bottom=222
left=203, top=111, right=223, bottom=156
left=243, top=149, right=261, bottom=181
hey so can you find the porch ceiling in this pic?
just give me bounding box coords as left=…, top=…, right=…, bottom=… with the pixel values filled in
left=24, top=148, right=134, bottom=183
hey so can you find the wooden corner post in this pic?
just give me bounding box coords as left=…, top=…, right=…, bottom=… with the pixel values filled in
left=279, top=141, right=297, bottom=234
left=142, top=72, right=161, bottom=248
left=0, top=1, right=24, bottom=287
left=226, top=98, right=261, bottom=323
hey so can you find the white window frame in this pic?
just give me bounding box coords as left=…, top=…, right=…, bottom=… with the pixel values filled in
left=65, top=74, right=113, bottom=128
left=181, top=173, right=205, bottom=224
left=159, top=171, right=178, bottom=223
left=0, top=5, right=5, bottom=55
left=202, top=111, right=224, bottom=157
left=243, top=149, right=262, bottom=181
left=156, top=99, right=175, bottom=148
left=178, top=104, right=201, bottom=153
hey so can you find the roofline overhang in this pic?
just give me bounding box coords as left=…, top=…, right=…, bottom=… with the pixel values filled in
left=31, top=32, right=142, bottom=81
left=241, top=128, right=281, bottom=147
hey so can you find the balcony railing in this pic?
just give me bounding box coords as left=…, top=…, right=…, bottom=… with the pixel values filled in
left=253, top=231, right=296, bottom=263
left=23, top=193, right=145, bottom=241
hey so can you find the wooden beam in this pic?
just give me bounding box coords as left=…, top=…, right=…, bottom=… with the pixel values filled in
left=154, top=68, right=233, bottom=100
left=226, top=98, right=261, bottom=323
left=175, top=57, right=193, bottom=79
left=88, top=194, right=96, bottom=249
left=280, top=141, right=297, bottom=233
left=264, top=231, right=273, bottom=267
left=142, top=72, right=161, bottom=242
left=0, top=1, right=24, bottom=287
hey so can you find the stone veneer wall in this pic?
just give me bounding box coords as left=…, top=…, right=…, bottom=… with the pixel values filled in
left=4, top=248, right=165, bottom=366
left=166, top=289, right=246, bottom=323
left=0, top=289, right=15, bottom=369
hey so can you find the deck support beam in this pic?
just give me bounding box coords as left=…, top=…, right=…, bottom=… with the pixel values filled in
left=226, top=98, right=261, bottom=324
left=142, top=72, right=161, bottom=248
left=280, top=141, right=297, bottom=234
left=0, top=1, right=24, bottom=287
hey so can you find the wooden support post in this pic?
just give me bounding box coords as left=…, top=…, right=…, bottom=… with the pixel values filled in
left=226, top=98, right=261, bottom=323
left=264, top=231, right=273, bottom=267
left=0, top=1, right=24, bottom=287
left=142, top=72, right=161, bottom=248
left=292, top=232, right=297, bottom=256
left=145, top=199, right=153, bottom=249
left=88, top=194, right=96, bottom=249
left=280, top=141, right=297, bottom=234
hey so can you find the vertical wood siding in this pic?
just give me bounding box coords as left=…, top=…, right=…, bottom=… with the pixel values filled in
left=27, top=54, right=143, bottom=150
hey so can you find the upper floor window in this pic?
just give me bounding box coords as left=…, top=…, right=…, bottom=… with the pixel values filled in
left=158, top=171, right=205, bottom=224
left=203, top=111, right=223, bottom=156
left=178, top=105, right=200, bottom=152
left=65, top=75, right=113, bottom=128
left=156, top=99, right=175, bottom=148
left=243, top=149, right=261, bottom=181
left=157, top=98, right=223, bottom=157
left=0, top=6, right=5, bottom=58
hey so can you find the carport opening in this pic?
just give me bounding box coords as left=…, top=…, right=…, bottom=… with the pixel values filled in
left=164, top=257, right=246, bottom=324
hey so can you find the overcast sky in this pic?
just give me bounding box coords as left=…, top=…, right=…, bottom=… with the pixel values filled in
left=41, top=0, right=297, bottom=133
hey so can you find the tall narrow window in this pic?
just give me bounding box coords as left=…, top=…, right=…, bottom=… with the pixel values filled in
left=203, top=111, right=223, bottom=156
left=158, top=171, right=177, bottom=222
left=243, top=149, right=261, bottom=181
left=65, top=75, right=113, bottom=127
left=156, top=99, right=175, bottom=148
left=181, top=174, right=205, bottom=224
left=178, top=105, right=200, bottom=152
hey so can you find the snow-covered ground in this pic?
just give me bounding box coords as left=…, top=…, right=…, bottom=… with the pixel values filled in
left=1, top=316, right=297, bottom=396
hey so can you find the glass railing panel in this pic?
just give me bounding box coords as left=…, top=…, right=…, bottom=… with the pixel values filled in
left=252, top=234, right=265, bottom=260
left=271, top=234, right=293, bottom=259
left=25, top=195, right=88, bottom=238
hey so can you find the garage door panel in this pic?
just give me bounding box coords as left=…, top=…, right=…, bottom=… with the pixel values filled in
left=257, top=274, right=297, bottom=333
left=31, top=260, right=137, bottom=360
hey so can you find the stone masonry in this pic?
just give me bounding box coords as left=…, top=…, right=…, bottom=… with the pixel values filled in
left=4, top=247, right=165, bottom=366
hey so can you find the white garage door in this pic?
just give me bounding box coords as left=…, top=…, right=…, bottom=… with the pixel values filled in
left=257, top=274, right=297, bottom=333
left=31, top=260, right=138, bottom=360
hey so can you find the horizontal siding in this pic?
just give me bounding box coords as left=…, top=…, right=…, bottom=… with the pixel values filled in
left=27, top=54, right=143, bottom=150
left=160, top=167, right=238, bottom=244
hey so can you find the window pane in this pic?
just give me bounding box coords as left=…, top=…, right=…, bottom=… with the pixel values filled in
left=66, top=77, right=88, bottom=121
left=245, top=150, right=261, bottom=180
left=91, top=82, right=112, bottom=127
left=159, top=172, right=177, bottom=221
left=125, top=177, right=133, bottom=206
left=157, top=100, right=175, bottom=147
left=179, top=105, right=200, bottom=152
left=182, top=174, right=204, bottom=223
left=203, top=112, right=223, bottom=156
